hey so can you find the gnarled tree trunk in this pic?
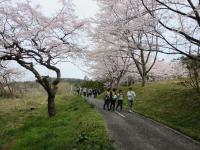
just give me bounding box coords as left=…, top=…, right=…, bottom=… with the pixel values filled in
left=47, top=91, right=56, bottom=117
left=39, top=75, right=60, bottom=117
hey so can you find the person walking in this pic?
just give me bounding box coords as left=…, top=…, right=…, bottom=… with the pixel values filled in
left=83, top=87, right=87, bottom=96
left=127, top=87, right=136, bottom=112
left=110, top=88, right=117, bottom=111
left=93, top=88, right=97, bottom=98
left=103, top=89, right=111, bottom=110
left=116, top=90, right=124, bottom=111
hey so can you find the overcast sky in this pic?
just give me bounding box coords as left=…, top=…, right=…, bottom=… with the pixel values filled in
left=14, top=0, right=99, bottom=81
left=31, top=0, right=99, bottom=18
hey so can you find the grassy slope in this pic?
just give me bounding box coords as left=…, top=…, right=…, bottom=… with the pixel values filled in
left=100, top=81, right=200, bottom=141
left=0, top=95, right=114, bottom=150
left=133, top=81, right=200, bottom=141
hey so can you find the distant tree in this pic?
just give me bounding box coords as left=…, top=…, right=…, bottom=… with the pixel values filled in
left=181, top=56, right=200, bottom=93
left=149, top=59, right=187, bottom=81
left=88, top=46, right=132, bottom=88
left=83, top=75, right=90, bottom=81
left=0, top=63, right=22, bottom=97
left=81, top=80, right=104, bottom=91
left=0, top=1, right=85, bottom=116
left=125, top=30, right=159, bottom=86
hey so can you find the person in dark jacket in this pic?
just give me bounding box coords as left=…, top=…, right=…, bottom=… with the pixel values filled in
left=103, top=89, right=111, bottom=110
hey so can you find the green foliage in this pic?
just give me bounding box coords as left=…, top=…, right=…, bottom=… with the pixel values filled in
left=180, top=56, right=200, bottom=93
left=61, top=78, right=83, bottom=86
left=181, top=56, right=200, bottom=69
left=81, top=80, right=104, bottom=91
left=0, top=96, right=114, bottom=150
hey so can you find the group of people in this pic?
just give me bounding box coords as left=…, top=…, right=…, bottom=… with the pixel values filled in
left=103, top=87, right=136, bottom=112
left=76, top=87, right=100, bottom=98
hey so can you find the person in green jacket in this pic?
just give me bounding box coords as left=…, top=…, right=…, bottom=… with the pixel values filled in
left=116, top=89, right=124, bottom=111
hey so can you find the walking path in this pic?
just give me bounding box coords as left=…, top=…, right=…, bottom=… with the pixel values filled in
left=87, top=98, right=200, bottom=150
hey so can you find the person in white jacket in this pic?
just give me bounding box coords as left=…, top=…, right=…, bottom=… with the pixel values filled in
left=127, top=87, right=136, bottom=112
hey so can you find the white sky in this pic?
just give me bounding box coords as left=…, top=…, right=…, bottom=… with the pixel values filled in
left=15, top=0, right=99, bottom=81
left=31, top=0, right=99, bottom=18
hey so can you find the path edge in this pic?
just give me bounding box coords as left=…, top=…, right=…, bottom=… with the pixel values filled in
left=133, top=110, right=200, bottom=145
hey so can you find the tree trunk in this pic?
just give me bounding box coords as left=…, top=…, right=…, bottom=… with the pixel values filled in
left=47, top=92, right=56, bottom=117
left=141, top=75, right=146, bottom=87
left=36, top=75, right=60, bottom=117
left=116, top=78, right=121, bottom=89
left=193, top=69, right=200, bottom=94
left=0, top=82, right=5, bottom=96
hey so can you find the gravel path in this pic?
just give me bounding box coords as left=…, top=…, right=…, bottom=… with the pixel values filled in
left=87, top=97, right=200, bottom=150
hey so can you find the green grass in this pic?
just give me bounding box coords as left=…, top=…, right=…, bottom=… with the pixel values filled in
left=0, top=95, right=114, bottom=150
left=133, top=81, right=200, bottom=141
left=99, top=80, right=200, bottom=141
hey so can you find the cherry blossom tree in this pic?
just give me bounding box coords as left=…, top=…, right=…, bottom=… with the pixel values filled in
left=0, top=0, right=85, bottom=116
left=91, top=0, right=159, bottom=86
left=140, top=0, right=200, bottom=61
left=90, top=0, right=200, bottom=88
left=149, top=59, right=187, bottom=81
left=88, top=45, right=132, bottom=88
